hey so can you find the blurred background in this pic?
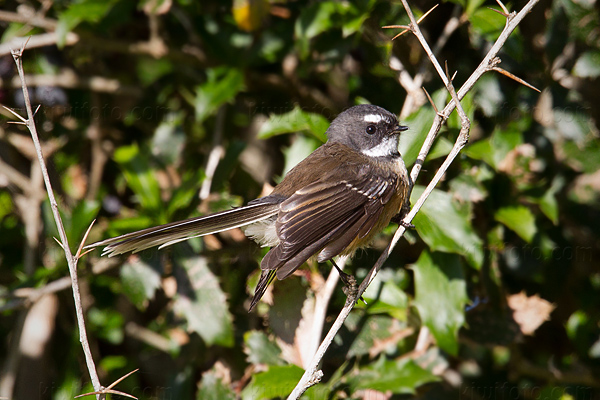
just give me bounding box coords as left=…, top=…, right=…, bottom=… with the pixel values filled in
left=0, top=0, right=599, bottom=399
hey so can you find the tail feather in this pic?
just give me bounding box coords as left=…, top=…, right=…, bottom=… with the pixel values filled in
left=85, top=203, right=280, bottom=257
left=249, top=270, right=277, bottom=311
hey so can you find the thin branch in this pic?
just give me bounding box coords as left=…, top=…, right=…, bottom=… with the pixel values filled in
left=0, top=70, right=142, bottom=96
left=199, top=106, right=226, bottom=200
left=75, top=369, right=140, bottom=400
left=9, top=43, right=104, bottom=399
left=0, top=32, right=79, bottom=57
left=383, top=4, right=439, bottom=40
left=492, top=66, right=541, bottom=92
left=495, top=0, right=510, bottom=16
left=305, top=257, right=345, bottom=367
left=0, top=258, right=119, bottom=312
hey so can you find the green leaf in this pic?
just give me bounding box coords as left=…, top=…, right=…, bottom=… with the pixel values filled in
left=88, top=307, right=124, bottom=344
left=0, top=191, right=12, bottom=220
left=495, top=205, right=537, bottom=242
left=464, top=127, right=523, bottom=170
left=573, top=51, right=600, bottom=78
left=465, top=0, right=487, bottom=16
left=151, top=112, right=186, bottom=164
left=294, top=2, right=339, bottom=57
left=137, top=57, right=174, bottom=86
left=195, top=67, right=244, bottom=122
left=473, top=74, right=504, bottom=117
left=43, top=199, right=100, bottom=253
left=173, top=256, right=234, bottom=347
left=347, top=315, right=407, bottom=359
left=258, top=105, right=329, bottom=142
left=282, top=135, right=321, bottom=176
left=120, top=258, right=161, bottom=310
left=349, top=356, right=440, bottom=394
left=447, top=91, right=475, bottom=132
left=399, top=89, right=447, bottom=165
left=197, top=369, right=236, bottom=400
left=244, top=331, right=283, bottom=366
left=412, top=251, right=468, bottom=355
left=534, top=176, right=563, bottom=225
left=241, top=365, right=304, bottom=400
left=57, top=0, right=118, bottom=46
left=166, top=171, right=202, bottom=217
left=359, top=275, right=408, bottom=320
left=113, top=143, right=162, bottom=215
left=411, top=186, right=484, bottom=269
left=469, top=7, right=506, bottom=42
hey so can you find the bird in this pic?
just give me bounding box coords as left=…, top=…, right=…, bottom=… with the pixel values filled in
left=86, top=104, right=411, bottom=311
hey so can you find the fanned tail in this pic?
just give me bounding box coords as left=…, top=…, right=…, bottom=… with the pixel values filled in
left=85, top=202, right=280, bottom=257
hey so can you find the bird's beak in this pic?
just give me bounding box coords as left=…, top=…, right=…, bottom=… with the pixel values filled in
left=392, top=124, right=409, bottom=134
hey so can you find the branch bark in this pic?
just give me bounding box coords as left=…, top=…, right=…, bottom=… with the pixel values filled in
left=8, top=43, right=104, bottom=400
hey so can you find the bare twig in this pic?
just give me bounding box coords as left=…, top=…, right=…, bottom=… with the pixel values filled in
left=200, top=106, right=226, bottom=200
left=8, top=42, right=104, bottom=399
left=492, top=66, right=541, bottom=92
left=0, top=70, right=142, bottom=96
left=305, top=257, right=345, bottom=367
left=0, top=32, right=79, bottom=57
left=0, top=258, right=119, bottom=312
left=383, top=4, right=439, bottom=40
left=75, top=369, right=140, bottom=400
left=287, top=0, right=539, bottom=397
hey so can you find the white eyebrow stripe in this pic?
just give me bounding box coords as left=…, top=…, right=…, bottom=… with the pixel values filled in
left=363, top=114, right=383, bottom=123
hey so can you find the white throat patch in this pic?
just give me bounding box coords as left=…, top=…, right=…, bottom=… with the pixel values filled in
left=363, top=114, right=383, bottom=123
left=361, top=136, right=398, bottom=158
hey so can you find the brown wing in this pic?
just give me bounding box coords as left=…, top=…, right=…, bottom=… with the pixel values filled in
left=261, top=170, right=398, bottom=280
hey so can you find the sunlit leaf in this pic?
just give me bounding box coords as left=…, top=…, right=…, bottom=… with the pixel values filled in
left=495, top=205, right=537, bottom=242
left=197, top=368, right=236, bottom=400
left=258, top=105, right=329, bottom=142
left=348, top=356, right=440, bottom=394
left=244, top=331, right=284, bottom=366
left=573, top=51, right=600, bottom=78
left=120, top=258, right=162, bottom=310
left=195, top=68, right=245, bottom=122
left=113, top=143, right=163, bottom=216
left=412, top=186, right=484, bottom=269
left=241, top=365, right=304, bottom=400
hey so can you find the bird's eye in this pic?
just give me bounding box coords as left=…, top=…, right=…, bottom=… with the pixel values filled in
left=366, top=125, right=376, bottom=135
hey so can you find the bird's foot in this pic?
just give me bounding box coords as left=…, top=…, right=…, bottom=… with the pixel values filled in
left=338, top=270, right=367, bottom=305
left=330, top=259, right=366, bottom=305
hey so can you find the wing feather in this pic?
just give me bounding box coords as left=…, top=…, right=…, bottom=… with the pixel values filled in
left=261, top=172, right=399, bottom=279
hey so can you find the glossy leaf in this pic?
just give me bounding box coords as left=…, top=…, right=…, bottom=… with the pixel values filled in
left=411, top=186, right=484, bottom=269
left=120, top=258, right=161, bottom=310
left=197, top=369, right=236, bottom=400
left=349, top=356, right=440, bottom=395
left=195, top=68, right=245, bottom=122
left=241, top=365, right=304, bottom=400
left=113, top=143, right=163, bottom=215
left=412, top=251, right=468, bottom=355
left=173, top=256, right=234, bottom=347
left=495, top=205, right=537, bottom=242
left=244, top=331, right=283, bottom=366
left=258, top=105, right=329, bottom=142
left=573, top=51, right=600, bottom=78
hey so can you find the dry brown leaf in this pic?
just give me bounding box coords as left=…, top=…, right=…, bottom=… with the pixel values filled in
left=507, top=292, right=555, bottom=335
